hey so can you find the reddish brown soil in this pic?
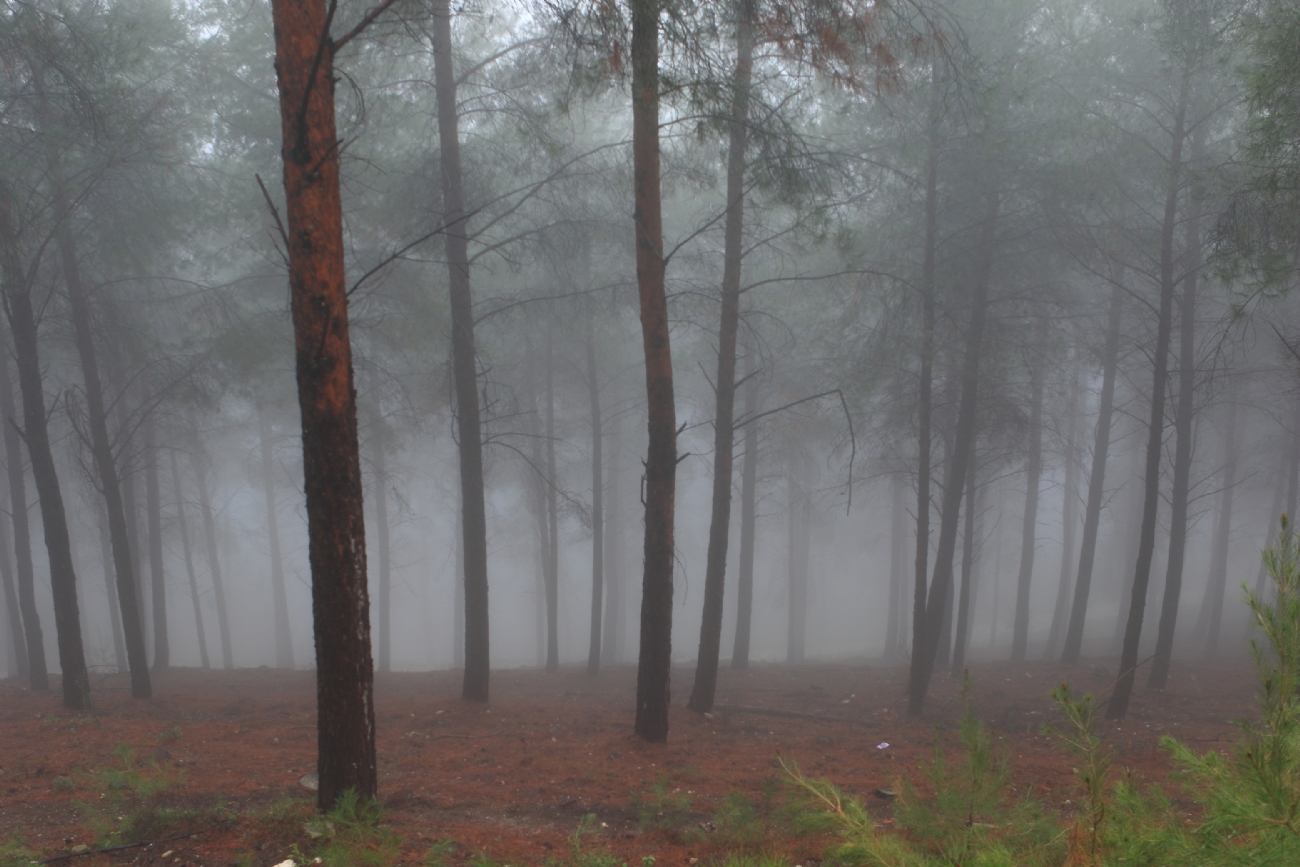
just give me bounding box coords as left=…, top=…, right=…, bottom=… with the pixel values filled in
left=0, top=657, right=1257, bottom=867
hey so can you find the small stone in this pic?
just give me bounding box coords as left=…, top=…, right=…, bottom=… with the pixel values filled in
left=70, top=845, right=90, bottom=855
left=298, top=772, right=319, bottom=791
left=874, top=787, right=897, bottom=800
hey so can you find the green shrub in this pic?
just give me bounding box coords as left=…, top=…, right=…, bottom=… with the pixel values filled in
left=632, top=777, right=692, bottom=832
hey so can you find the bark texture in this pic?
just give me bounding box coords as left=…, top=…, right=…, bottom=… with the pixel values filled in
left=0, top=338, right=44, bottom=689
left=631, top=0, right=677, bottom=743
left=270, top=0, right=376, bottom=804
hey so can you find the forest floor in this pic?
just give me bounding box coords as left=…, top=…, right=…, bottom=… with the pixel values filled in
left=0, top=655, right=1258, bottom=867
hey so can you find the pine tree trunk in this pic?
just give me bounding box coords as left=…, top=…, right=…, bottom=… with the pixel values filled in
left=144, top=417, right=169, bottom=670
left=602, top=417, right=622, bottom=665
left=586, top=332, right=605, bottom=676
left=910, top=72, right=941, bottom=687
left=731, top=365, right=759, bottom=669
left=1061, top=284, right=1123, bottom=664
left=0, top=498, right=26, bottom=679
left=259, top=410, right=294, bottom=669
left=270, top=0, right=377, bottom=804
left=545, top=325, right=561, bottom=671
left=190, top=423, right=233, bottom=669
left=368, top=401, right=389, bottom=673
left=1109, top=69, right=1191, bottom=720
left=169, top=450, right=209, bottom=670
left=884, top=474, right=906, bottom=660
left=906, top=192, right=998, bottom=717
left=951, top=458, right=978, bottom=674
left=431, top=0, right=490, bottom=702
left=0, top=339, right=44, bottom=689
left=631, top=0, right=677, bottom=743
left=688, top=0, right=752, bottom=711
left=1046, top=358, right=1083, bottom=659
left=0, top=189, right=90, bottom=709
left=1011, top=321, right=1047, bottom=663
left=1197, top=401, right=1237, bottom=656
left=1149, top=126, right=1204, bottom=690
left=454, top=503, right=465, bottom=668
left=786, top=475, right=808, bottom=664
left=95, top=499, right=127, bottom=671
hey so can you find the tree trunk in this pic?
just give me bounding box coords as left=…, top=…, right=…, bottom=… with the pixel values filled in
left=190, top=423, right=233, bottom=669
left=885, top=474, right=906, bottom=660
left=144, top=417, right=169, bottom=670
left=1061, top=284, right=1123, bottom=664
left=786, top=474, right=808, bottom=664
left=544, top=325, right=560, bottom=671
left=270, top=0, right=377, bottom=804
left=454, top=503, right=465, bottom=668
left=258, top=410, right=294, bottom=669
left=367, top=401, right=389, bottom=673
left=602, top=416, right=622, bottom=665
left=1196, top=401, right=1237, bottom=656
left=0, top=188, right=90, bottom=709
left=1045, top=358, right=1083, bottom=659
left=1109, top=69, right=1191, bottom=720
left=122, top=460, right=148, bottom=659
left=0, top=339, right=44, bottom=689
left=910, top=70, right=941, bottom=688
left=731, top=364, right=759, bottom=670
left=431, top=0, right=489, bottom=701
left=169, top=449, right=209, bottom=669
left=687, top=0, right=752, bottom=712
left=951, top=457, right=978, bottom=675
left=0, top=491, right=25, bottom=679
left=587, top=331, right=604, bottom=676
left=906, top=192, right=998, bottom=717
left=1011, top=320, right=1047, bottom=663
left=1149, top=125, right=1207, bottom=690
left=526, top=393, right=548, bottom=668
left=94, top=498, right=127, bottom=671
left=58, top=188, right=150, bottom=699
left=631, top=0, right=677, bottom=743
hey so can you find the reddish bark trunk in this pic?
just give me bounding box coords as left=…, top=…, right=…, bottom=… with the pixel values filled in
left=271, top=0, right=376, bottom=804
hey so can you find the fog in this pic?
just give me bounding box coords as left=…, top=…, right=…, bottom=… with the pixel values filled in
left=0, top=0, right=1295, bottom=729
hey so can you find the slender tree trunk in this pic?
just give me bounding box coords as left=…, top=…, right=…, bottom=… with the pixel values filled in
left=586, top=332, right=604, bottom=676
left=1046, top=358, right=1083, bottom=659
left=603, top=417, right=622, bottom=665
left=1062, top=284, right=1123, bottom=664
left=257, top=410, right=294, bottom=669
left=910, top=72, right=941, bottom=687
left=786, top=474, right=809, bottom=664
left=907, top=192, right=998, bottom=717
left=688, top=0, right=752, bottom=711
left=1150, top=126, right=1207, bottom=690
left=631, top=0, right=677, bottom=743
left=0, top=191, right=90, bottom=709
left=1111, top=445, right=1149, bottom=648
left=430, top=0, right=489, bottom=701
left=0, top=340, right=44, bottom=689
left=1011, top=321, right=1047, bottom=663
left=0, top=489, right=25, bottom=679
left=122, top=463, right=149, bottom=659
left=885, top=474, right=906, bottom=659
left=951, top=457, right=978, bottom=675
left=544, top=326, right=561, bottom=671
left=453, top=503, right=465, bottom=668
left=169, top=450, right=209, bottom=670
left=1196, top=401, right=1237, bottom=656
left=367, top=401, right=389, bottom=673
left=731, top=365, right=759, bottom=669
left=270, top=0, right=377, bottom=805
left=526, top=390, right=548, bottom=668
left=190, top=424, right=233, bottom=669
left=1109, top=69, right=1191, bottom=720
left=94, top=498, right=127, bottom=671
left=59, top=200, right=149, bottom=698
left=144, top=417, right=168, bottom=670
